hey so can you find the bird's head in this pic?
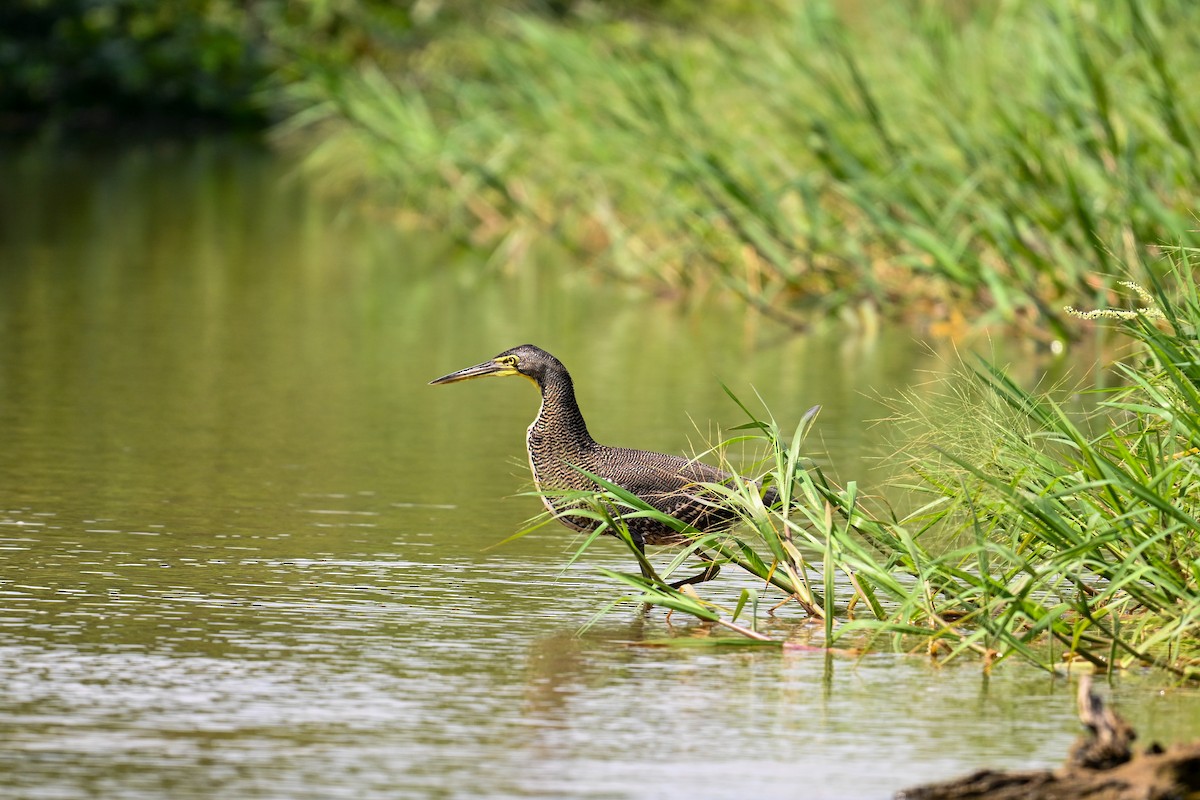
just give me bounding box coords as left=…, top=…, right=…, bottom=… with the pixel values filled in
left=429, top=344, right=564, bottom=388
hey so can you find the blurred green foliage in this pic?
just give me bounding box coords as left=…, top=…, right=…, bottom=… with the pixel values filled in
left=286, top=0, right=1200, bottom=334
left=0, top=0, right=759, bottom=130
left=0, top=0, right=266, bottom=126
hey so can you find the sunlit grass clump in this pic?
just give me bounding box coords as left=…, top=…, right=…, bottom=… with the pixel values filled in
left=553, top=264, right=1200, bottom=678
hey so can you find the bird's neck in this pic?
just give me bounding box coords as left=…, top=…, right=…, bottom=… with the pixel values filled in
left=533, top=369, right=595, bottom=450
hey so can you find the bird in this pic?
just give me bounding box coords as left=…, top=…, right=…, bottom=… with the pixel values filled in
left=429, top=344, right=775, bottom=588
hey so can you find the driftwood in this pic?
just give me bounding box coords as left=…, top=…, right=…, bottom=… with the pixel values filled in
left=897, top=676, right=1200, bottom=800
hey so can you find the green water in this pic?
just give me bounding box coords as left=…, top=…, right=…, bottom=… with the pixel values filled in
left=1, top=142, right=1197, bottom=800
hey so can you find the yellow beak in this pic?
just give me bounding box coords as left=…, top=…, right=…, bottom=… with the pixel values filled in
left=429, top=359, right=517, bottom=385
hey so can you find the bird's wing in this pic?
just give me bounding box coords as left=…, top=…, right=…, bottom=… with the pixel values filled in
left=596, top=446, right=781, bottom=509
left=594, top=447, right=731, bottom=512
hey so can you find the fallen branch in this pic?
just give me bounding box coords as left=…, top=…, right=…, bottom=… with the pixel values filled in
left=897, top=675, right=1200, bottom=800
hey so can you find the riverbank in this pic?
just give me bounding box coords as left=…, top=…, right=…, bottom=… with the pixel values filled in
left=283, top=1, right=1200, bottom=338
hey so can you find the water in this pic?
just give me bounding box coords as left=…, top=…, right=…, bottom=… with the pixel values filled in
left=1, top=141, right=1197, bottom=800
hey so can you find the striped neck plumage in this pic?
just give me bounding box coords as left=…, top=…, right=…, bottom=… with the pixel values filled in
left=533, top=364, right=595, bottom=449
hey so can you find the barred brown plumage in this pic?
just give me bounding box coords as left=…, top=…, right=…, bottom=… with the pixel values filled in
left=430, top=344, right=775, bottom=587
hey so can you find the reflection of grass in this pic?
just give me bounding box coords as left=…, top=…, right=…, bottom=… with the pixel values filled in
left=539, top=266, right=1200, bottom=679
left=287, top=2, right=1200, bottom=334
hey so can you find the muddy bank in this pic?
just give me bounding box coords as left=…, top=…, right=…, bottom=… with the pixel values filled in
left=898, top=677, right=1200, bottom=800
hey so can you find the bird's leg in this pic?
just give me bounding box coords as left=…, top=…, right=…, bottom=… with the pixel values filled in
left=630, top=532, right=658, bottom=583
left=636, top=560, right=656, bottom=584
left=668, top=548, right=721, bottom=589
left=632, top=534, right=662, bottom=614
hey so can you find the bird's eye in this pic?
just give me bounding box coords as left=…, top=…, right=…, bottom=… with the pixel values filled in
left=499, top=355, right=519, bottom=368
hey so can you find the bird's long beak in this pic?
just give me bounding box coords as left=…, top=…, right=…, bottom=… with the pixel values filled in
left=428, top=359, right=516, bottom=385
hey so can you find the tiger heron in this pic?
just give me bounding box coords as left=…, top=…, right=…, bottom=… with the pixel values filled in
left=430, top=344, right=774, bottom=588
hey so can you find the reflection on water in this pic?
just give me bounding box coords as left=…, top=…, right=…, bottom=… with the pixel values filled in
left=1, top=141, right=1197, bottom=800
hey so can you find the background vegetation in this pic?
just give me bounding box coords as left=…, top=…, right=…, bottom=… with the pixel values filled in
left=2, top=0, right=267, bottom=128
left=0, top=0, right=734, bottom=129
left=285, top=0, right=1200, bottom=335
left=9, top=1, right=1199, bottom=335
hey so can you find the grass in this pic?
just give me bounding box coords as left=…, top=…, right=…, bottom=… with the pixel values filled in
left=544, top=260, right=1200, bottom=679
left=282, top=1, right=1200, bottom=336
